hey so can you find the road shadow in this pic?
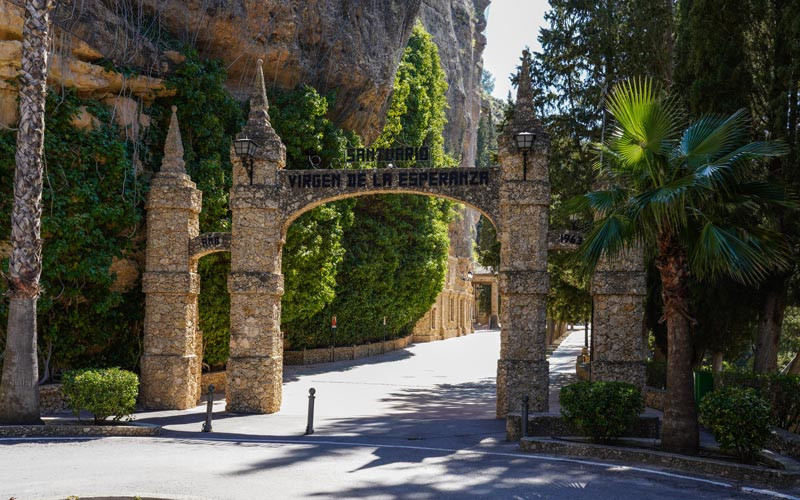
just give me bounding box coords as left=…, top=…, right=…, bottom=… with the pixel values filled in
left=283, top=348, right=416, bottom=383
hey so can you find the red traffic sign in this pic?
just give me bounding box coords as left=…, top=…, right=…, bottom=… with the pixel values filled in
left=331, top=315, right=337, bottom=328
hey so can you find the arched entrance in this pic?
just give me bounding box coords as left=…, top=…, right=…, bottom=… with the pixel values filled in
left=139, top=54, right=646, bottom=417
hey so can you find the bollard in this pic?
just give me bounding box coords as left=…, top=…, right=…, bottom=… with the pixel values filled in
left=521, top=395, right=529, bottom=438
left=305, top=388, right=316, bottom=435
left=202, top=384, right=215, bottom=433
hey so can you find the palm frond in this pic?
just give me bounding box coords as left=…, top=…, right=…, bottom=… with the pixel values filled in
left=575, top=214, right=634, bottom=272
left=690, top=222, right=792, bottom=284
left=606, top=78, right=681, bottom=170
left=678, top=109, right=748, bottom=163
left=563, top=187, right=629, bottom=218
left=734, top=181, right=797, bottom=208
left=629, top=174, right=697, bottom=232
left=706, top=140, right=789, bottom=181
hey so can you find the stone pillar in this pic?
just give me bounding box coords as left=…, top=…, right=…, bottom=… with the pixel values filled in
left=590, top=249, right=647, bottom=390
left=226, top=61, right=287, bottom=414
left=489, top=279, right=500, bottom=329
left=496, top=50, right=551, bottom=417
left=141, top=107, right=203, bottom=410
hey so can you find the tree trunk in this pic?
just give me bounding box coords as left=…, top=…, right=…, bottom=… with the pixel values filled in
left=656, top=233, right=699, bottom=454
left=0, top=0, right=55, bottom=425
left=712, top=351, right=723, bottom=379
left=0, top=298, right=40, bottom=423
left=754, top=275, right=788, bottom=373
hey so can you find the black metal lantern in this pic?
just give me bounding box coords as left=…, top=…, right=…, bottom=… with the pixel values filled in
left=514, top=131, right=536, bottom=180
left=233, top=136, right=259, bottom=184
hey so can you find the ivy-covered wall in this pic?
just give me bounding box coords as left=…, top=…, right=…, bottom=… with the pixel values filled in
left=0, top=22, right=457, bottom=375
left=0, top=90, right=146, bottom=377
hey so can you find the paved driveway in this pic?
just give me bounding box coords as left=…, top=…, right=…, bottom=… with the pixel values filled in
left=1, top=329, right=796, bottom=499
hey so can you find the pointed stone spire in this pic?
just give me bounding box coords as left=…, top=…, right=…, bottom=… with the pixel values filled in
left=244, top=58, right=273, bottom=133
left=513, top=49, right=535, bottom=125
left=161, top=106, right=186, bottom=174
left=250, top=59, right=269, bottom=116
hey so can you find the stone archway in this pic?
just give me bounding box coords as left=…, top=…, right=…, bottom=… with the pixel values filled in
left=140, top=54, right=646, bottom=417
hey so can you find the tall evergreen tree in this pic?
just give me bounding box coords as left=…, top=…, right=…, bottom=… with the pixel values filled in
left=520, top=0, right=674, bottom=324
left=749, top=0, right=800, bottom=373
left=672, top=0, right=767, bottom=370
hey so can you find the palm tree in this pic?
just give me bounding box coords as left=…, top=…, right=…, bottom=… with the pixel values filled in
left=0, top=0, right=56, bottom=424
left=569, top=79, right=792, bottom=454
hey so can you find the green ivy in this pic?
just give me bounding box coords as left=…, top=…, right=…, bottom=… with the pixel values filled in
left=0, top=89, right=145, bottom=376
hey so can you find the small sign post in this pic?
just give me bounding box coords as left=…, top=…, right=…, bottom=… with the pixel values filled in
left=382, top=316, right=387, bottom=353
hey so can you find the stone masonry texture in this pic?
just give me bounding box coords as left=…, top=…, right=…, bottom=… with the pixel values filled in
left=140, top=107, right=202, bottom=410
left=495, top=50, right=551, bottom=417
left=591, top=248, right=647, bottom=390
left=140, top=56, right=646, bottom=415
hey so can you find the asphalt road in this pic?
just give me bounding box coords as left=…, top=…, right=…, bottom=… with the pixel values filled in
left=1, top=329, right=797, bottom=500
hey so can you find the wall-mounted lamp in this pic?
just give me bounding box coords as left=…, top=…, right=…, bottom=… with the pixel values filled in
left=233, top=136, right=259, bottom=184
left=514, top=131, right=536, bottom=180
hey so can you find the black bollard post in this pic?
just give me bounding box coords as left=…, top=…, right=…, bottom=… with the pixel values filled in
left=521, top=395, right=529, bottom=438
left=305, top=388, right=316, bottom=435
left=202, top=384, right=215, bottom=433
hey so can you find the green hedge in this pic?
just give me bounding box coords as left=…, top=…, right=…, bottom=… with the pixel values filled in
left=61, top=367, right=139, bottom=424
left=717, top=370, right=800, bottom=431
left=560, top=381, right=644, bottom=443
left=700, top=386, right=771, bottom=462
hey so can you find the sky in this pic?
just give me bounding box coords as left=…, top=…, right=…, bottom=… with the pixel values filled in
left=482, top=0, right=550, bottom=100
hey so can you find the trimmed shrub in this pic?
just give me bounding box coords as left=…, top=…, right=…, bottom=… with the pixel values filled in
left=61, top=368, right=139, bottom=424
left=700, top=386, right=771, bottom=462
left=718, top=370, right=800, bottom=431
left=560, top=381, right=644, bottom=443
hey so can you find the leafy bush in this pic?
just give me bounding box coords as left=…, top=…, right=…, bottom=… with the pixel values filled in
left=699, top=387, right=771, bottom=462
left=560, top=381, right=644, bottom=443
left=646, top=359, right=667, bottom=389
left=61, top=368, right=139, bottom=424
left=718, top=370, right=800, bottom=430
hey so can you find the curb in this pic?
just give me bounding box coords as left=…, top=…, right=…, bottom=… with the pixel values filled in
left=0, top=419, right=161, bottom=438
left=520, top=436, right=800, bottom=489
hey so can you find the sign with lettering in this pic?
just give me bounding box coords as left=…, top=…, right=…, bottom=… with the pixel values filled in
left=547, top=229, right=584, bottom=251
left=346, top=146, right=430, bottom=163
left=189, top=232, right=231, bottom=259
left=558, top=232, right=583, bottom=245
left=287, top=169, right=491, bottom=190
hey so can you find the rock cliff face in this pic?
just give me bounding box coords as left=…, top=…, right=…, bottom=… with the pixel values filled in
left=419, top=0, right=488, bottom=167
left=1, top=0, right=486, bottom=152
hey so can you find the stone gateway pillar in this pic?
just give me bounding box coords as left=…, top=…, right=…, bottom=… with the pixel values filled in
left=590, top=250, right=647, bottom=390
left=141, top=107, right=203, bottom=409
left=496, top=50, right=551, bottom=417
left=226, top=61, right=287, bottom=413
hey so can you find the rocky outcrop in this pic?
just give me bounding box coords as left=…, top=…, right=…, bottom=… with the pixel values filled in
left=20, top=0, right=420, bottom=142
left=2, top=0, right=487, bottom=155
left=0, top=1, right=173, bottom=128
left=419, top=0, right=489, bottom=167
